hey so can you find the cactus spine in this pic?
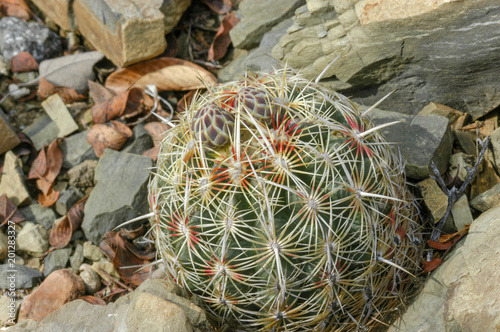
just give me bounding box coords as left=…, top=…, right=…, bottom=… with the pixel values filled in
left=149, top=69, right=422, bottom=331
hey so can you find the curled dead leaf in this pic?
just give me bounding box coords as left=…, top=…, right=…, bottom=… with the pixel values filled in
left=37, top=78, right=87, bottom=104
left=143, top=122, right=170, bottom=146
left=86, top=121, right=133, bottom=157
left=0, top=194, right=25, bottom=226
left=422, top=257, right=442, bottom=274
left=208, top=12, right=239, bottom=61
left=105, top=57, right=217, bottom=94
left=49, top=196, right=88, bottom=248
left=88, top=81, right=116, bottom=105
left=10, top=51, right=38, bottom=72
left=91, top=87, right=153, bottom=124
left=38, top=187, right=60, bottom=207
left=100, top=231, right=152, bottom=286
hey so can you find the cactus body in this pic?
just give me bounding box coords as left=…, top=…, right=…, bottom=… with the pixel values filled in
left=149, top=70, right=422, bottom=331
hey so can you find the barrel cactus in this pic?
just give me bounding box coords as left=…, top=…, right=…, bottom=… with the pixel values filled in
left=148, top=69, right=422, bottom=331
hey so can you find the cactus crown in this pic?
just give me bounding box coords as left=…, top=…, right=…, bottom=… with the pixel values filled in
left=149, top=69, right=422, bottom=331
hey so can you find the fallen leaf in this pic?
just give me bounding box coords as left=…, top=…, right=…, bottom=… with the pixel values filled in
left=10, top=52, right=38, bottom=72
left=144, top=122, right=170, bottom=146
left=200, top=0, right=232, bottom=14
left=27, top=148, right=47, bottom=180
left=79, top=295, right=106, bottom=306
left=37, top=78, right=87, bottom=104
left=427, top=239, right=452, bottom=251
left=49, top=196, right=88, bottom=248
left=119, top=224, right=148, bottom=241
left=86, top=121, right=133, bottom=157
left=208, top=12, right=239, bottom=61
left=100, top=231, right=152, bottom=286
left=439, top=225, right=470, bottom=243
left=91, top=87, right=153, bottom=124
left=176, top=90, right=197, bottom=114
left=0, top=194, right=25, bottom=226
left=88, top=81, right=116, bottom=104
left=105, top=57, right=217, bottom=94
left=0, top=0, right=31, bottom=20
left=143, top=146, right=160, bottom=161
left=38, top=187, right=60, bottom=207
left=422, top=257, right=442, bottom=274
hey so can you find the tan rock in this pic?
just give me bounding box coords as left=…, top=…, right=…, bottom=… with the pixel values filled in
left=0, top=151, right=31, bottom=207
left=419, top=102, right=464, bottom=124
left=389, top=205, right=500, bottom=331
left=31, top=0, right=75, bottom=30
left=18, top=269, right=85, bottom=322
left=0, top=109, right=20, bottom=155
left=42, top=94, right=79, bottom=138
left=417, top=177, right=448, bottom=222
left=73, top=0, right=166, bottom=67
left=92, top=258, right=119, bottom=282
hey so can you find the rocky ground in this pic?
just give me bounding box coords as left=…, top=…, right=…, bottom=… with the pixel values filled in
left=0, top=0, right=499, bottom=331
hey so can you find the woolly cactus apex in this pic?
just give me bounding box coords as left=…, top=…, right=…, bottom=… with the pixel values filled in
left=148, top=69, right=423, bottom=331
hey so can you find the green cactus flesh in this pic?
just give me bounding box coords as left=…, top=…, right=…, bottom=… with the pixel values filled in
left=149, top=70, right=422, bottom=331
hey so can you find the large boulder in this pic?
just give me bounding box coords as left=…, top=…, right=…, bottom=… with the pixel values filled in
left=389, top=204, right=500, bottom=331
left=271, top=0, right=500, bottom=119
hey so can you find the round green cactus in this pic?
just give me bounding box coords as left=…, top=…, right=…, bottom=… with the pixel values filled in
left=148, top=69, right=422, bottom=331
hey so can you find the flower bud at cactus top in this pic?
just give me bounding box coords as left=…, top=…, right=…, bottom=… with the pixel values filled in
left=149, top=70, right=422, bottom=331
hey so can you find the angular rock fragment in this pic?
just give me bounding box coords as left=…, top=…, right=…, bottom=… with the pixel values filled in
left=0, top=108, right=20, bottom=154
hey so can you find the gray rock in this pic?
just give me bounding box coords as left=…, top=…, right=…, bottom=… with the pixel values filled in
left=16, top=222, right=49, bottom=257
left=121, top=123, right=154, bottom=155
left=416, top=178, right=448, bottom=222
left=69, top=244, right=84, bottom=271
left=160, top=0, right=192, bottom=34
left=219, top=18, right=294, bottom=81
left=0, top=295, right=21, bottom=326
left=79, top=269, right=101, bottom=294
left=81, top=149, right=153, bottom=244
left=0, top=264, right=43, bottom=289
left=369, top=109, right=453, bottom=179
left=470, top=182, right=500, bottom=212
left=67, top=160, right=98, bottom=188
left=55, top=186, right=85, bottom=216
left=389, top=204, right=500, bottom=332
left=44, top=248, right=71, bottom=277
left=38, top=51, right=105, bottom=94
left=230, top=0, right=305, bottom=49
left=0, top=17, right=62, bottom=62
left=490, top=127, right=500, bottom=172
left=9, top=278, right=210, bottom=332
left=22, top=114, right=59, bottom=151
left=454, top=130, right=477, bottom=156
left=19, top=204, right=57, bottom=230
left=59, top=130, right=98, bottom=169
left=273, top=0, right=500, bottom=120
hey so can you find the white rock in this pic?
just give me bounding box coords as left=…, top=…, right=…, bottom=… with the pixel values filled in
left=16, top=222, right=49, bottom=257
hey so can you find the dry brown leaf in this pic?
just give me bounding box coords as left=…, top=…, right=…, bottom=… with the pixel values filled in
left=200, top=0, right=232, bottom=14
left=100, top=231, right=152, bottom=286
left=91, top=90, right=128, bottom=124
left=0, top=194, right=25, bottom=226
left=49, top=196, right=88, bottom=248
left=38, top=187, right=60, bottom=207
left=422, top=257, right=442, bottom=274
left=208, top=12, right=239, bottom=61
left=79, top=295, right=106, bottom=306
left=176, top=90, right=197, bottom=114
left=37, top=78, right=87, bottom=104
left=86, top=121, right=133, bottom=157
left=122, top=87, right=154, bottom=120
left=427, top=239, right=452, bottom=251
left=105, top=57, right=217, bottom=94
left=0, top=0, right=31, bottom=20
left=10, top=51, right=38, bottom=72
left=143, top=122, right=170, bottom=146
left=27, top=147, right=47, bottom=180
left=88, top=81, right=116, bottom=104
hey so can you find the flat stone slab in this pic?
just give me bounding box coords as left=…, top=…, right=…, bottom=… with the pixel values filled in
left=0, top=108, right=20, bottom=154
left=81, top=149, right=152, bottom=244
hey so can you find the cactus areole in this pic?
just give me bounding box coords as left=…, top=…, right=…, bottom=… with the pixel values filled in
left=148, top=69, right=422, bottom=331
